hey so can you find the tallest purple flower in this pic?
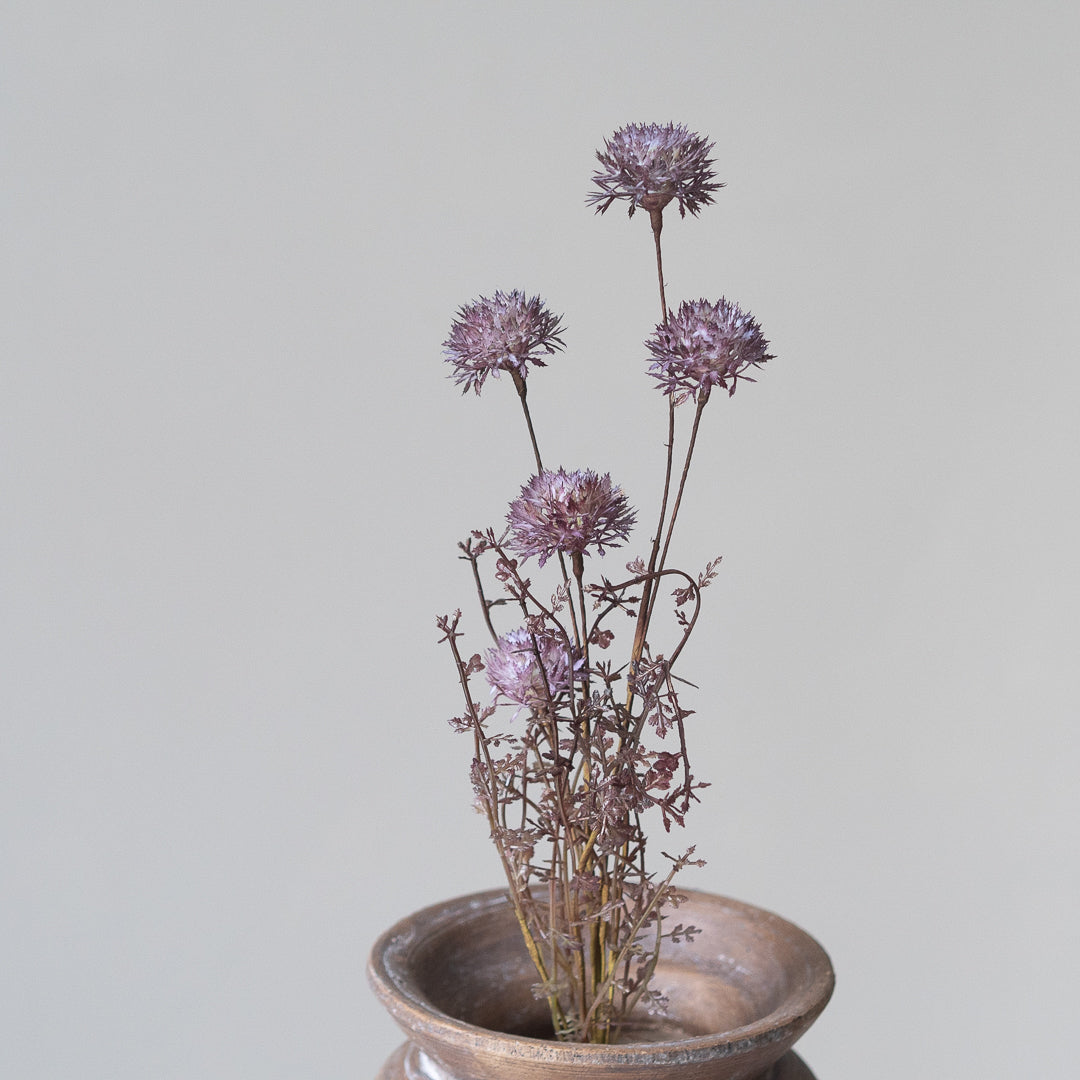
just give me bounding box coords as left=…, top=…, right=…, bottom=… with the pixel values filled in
left=588, top=122, right=723, bottom=219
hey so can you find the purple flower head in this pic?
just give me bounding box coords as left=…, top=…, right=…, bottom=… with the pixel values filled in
left=485, top=627, right=576, bottom=711
left=646, top=298, right=773, bottom=404
left=588, top=122, right=723, bottom=219
left=507, top=468, right=636, bottom=567
left=443, top=290, right=566, bottom=396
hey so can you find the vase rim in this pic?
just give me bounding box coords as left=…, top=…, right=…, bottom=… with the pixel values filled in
left=368, top=887, right=834, bottom=1064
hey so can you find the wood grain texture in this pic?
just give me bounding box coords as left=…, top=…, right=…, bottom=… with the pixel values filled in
left=369, top=889, right=833, bottom=1080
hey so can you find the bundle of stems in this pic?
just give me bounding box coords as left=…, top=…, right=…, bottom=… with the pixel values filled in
left=437, top=124, right=772, bottom=1043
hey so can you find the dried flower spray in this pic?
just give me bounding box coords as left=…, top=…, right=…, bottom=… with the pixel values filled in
left=436, top=123, right=771, bottom=1044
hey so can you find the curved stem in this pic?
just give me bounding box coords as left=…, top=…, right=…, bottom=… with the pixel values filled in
left=637, top=397, right=707, bottom=655
left=654, top=397, right=708, bottom=579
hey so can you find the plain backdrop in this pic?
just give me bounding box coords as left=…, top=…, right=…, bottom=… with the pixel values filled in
left=2, top=2, right=1078, bottom=1078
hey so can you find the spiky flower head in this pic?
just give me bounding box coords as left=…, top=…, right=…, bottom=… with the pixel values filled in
left=646, top=297, right=773, bottom=404
left=485, top=627, right=576, bottom=711
left=588, top=122, right=723, bottom=219
left=443, top=289, right=566, bottom=396
left=506, top=468, right=636, bottom=567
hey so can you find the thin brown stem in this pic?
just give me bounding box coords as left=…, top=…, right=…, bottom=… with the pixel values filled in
left=625, top=210, right=674, bottom=713
left=649, top=207, right=667, bottom=322
left=512, top=370, right=545, bottom=475
left=655, top=396, right=707, bottom=578
left=636, top=396, right=706, bottom=675
left=579, top=857, right=683, bottom=1033
left=511, top=371, right=578, bottom=632
left=461, top=539, right=500, bottom=643
left=625, top=399, right=675, bottom=712
left=445, top=630, right=567, bottom=1035
left=572, top=551, right=590, bottom=688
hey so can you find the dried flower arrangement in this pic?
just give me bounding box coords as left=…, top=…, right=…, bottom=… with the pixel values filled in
left=435, top=123, right=773, bottom=1045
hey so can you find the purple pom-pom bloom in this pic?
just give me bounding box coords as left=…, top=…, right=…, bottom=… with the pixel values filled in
left=507, top=468, right=636, bottom=567
left=443, top=289, right=566, bottom=396
left=588, top=122, right=723, bottom=219
left=646, top=298, right=773, bottom=404
left=485, top=627, right=576, bottom=711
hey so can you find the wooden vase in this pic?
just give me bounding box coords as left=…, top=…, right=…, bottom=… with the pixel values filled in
left=369, top=888, right=834, bottom=1080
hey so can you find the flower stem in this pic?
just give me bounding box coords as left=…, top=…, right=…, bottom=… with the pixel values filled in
left=633, top=397, right=708, bottom=669
left=461, top=539, right=500, bottom=643
left=626, top=399, right=674, bottom=707
left=511, top=370, right=545, bottom=474
left=511, top=371, right=580, bottom=642
left=650, top=207, right=667, bottom=322
left=445, top=629, right=567, bottom=1035
left=626, top=210, right=673, bottom=712
left=654, top=397, right=707, bottom=584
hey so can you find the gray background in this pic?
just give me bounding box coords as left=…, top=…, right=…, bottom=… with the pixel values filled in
left=3, top=2, right=1078, bottom=1078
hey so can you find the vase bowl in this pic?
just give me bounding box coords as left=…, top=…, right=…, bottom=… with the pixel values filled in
left=369, top=888, right=834, bottom=1080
